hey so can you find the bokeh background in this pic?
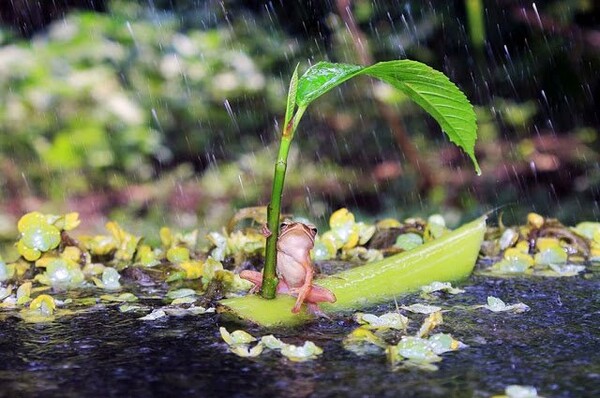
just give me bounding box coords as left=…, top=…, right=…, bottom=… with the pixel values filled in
left=0, top=0, right=598, bottom=241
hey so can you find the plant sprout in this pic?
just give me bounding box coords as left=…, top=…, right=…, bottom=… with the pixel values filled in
left=261, top=60, right=480, bottom=299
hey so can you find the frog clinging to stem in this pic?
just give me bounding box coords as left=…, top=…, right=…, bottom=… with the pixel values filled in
left=240, top=221, right=336, bottom=315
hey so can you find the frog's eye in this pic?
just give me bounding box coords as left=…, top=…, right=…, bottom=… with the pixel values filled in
left=310, top=227, right=318, bottom=235
left=280, top=222, right=290, bottom=230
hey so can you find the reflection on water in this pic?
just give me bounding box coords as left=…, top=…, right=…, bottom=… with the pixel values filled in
left=0, top=273, right=599, bottom=398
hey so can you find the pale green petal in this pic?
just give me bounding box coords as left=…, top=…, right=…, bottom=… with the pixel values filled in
left=138, top=309, right=167, bottom=320
left=280, top=341, right=323, bottom=362
left=401, top=303, right=442, bottom=314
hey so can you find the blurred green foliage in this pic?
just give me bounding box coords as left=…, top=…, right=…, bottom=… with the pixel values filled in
left=0, top=1, right=293, bottom=197
left=0, top=0, right=598, bottom=231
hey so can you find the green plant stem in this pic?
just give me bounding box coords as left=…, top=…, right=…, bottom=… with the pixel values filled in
left=261, top=107, right=307, bottom=299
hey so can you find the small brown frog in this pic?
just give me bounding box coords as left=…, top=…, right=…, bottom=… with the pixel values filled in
left=240, top=221, right=336, bottom=315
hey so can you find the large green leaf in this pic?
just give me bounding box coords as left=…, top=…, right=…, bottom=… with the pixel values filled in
left=220, top=216, right=486, bottom=327
left=295, top=60, right=480, bottom=174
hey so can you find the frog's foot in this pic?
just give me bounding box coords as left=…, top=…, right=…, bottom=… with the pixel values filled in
left=261, top=224, right=272, bottom=238
left=239, top=270, right=263, bottom=294
left=289, top=285, right=310, bottom=313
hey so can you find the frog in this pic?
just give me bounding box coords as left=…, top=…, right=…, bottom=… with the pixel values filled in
left=240, top=221, right=336, bottom=315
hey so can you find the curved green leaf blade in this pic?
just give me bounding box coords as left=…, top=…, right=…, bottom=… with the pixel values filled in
left=364, top=60, right=479, bottom=174
left=296, top=62, right=363, bottom=107
left=295, top=60, right=479, bottom=174
left=219, top=216, right=486, bottom=327
left=284, top=64, right=300, bottom=128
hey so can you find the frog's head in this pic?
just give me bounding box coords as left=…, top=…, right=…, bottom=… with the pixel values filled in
left=279, top=221, right=317, bottom=244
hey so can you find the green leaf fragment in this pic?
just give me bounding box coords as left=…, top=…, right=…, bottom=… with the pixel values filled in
left=354, top=312, right=409, bottom=331
left=499, top=228, right=518, bottom=250
left=100, top=292, right=138, bottom=302
left=136, top=245, right=160, bottom=267
left=398, top=337, right=443, bottom=362
left=280, top=341, right=323, bottom=362
left=420, top=281, right=465, bottom=295
left=101, top=267, right=121, bottom=290
left=166, top=246, right=190, bottom=263
left=18, top=212, right=47, bottom=233
left=394, top=233, right=423, bottom=251
left=219, top=327, right=257, bottom=346
left=166, top=288, right=197, bottom=300
left=119, top=304, right=145, bottom=313
left=503, top=385, right=543, bottom=398
left=424, top=216, right=448, bottom=241
left=312, top=239, right=337, bottom=261
left=401, top=303, right=442, bottom=314
left=481, top=296, right=530, bottom=313
left=427, top=333, right=467, bottom=354
left=490, top=257, right=532, bottom=274
left=185, top=306, right=215, bottom=315
left=534, top=247, right=567, bottom=265
left=207, top=232, right=228, bottom=261
left=284, top=64, right=299, bottom=128
left=41, top=258, right=85, bottom=289
left=260, top=335, right=286, bottom=350
left=571, top=222, right=600, bottom=240
left=219, top=328, right=323, bottom=361
left=170, top=297, right=197, bottom=305
left=542, top=263, right=586, bottom=277
left=20, top=223, right=61, bottom=252
left=428, top=214, right=446, bottom=228
left=139, top=309, right=167, bottom=321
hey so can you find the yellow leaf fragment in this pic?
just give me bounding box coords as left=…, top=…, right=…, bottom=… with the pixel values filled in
left=229, top=343, right=264, bottom=358
left=417, top=311, right=444, bottom=338
left=16, top=282, right=32, bottom=305
left=527, top=213, right=544, bottom=229
left=29, top=294, right=56, bottom=315
left=178, top=260, right=203, bottom=279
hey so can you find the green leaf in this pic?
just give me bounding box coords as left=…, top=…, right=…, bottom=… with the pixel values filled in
left=296, top=62, right=363, bottom=107
left=295, top=60, right=480, bottom=174
left=220, top=216, right=486, bottom=327
left=284, top=64, right=300, bottom=128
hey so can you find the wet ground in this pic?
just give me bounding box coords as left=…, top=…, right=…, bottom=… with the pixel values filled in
left=0, top=271, right=598, bottom=398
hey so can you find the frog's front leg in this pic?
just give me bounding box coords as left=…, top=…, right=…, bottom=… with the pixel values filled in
left=261, top=223, right=272, bottom=238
